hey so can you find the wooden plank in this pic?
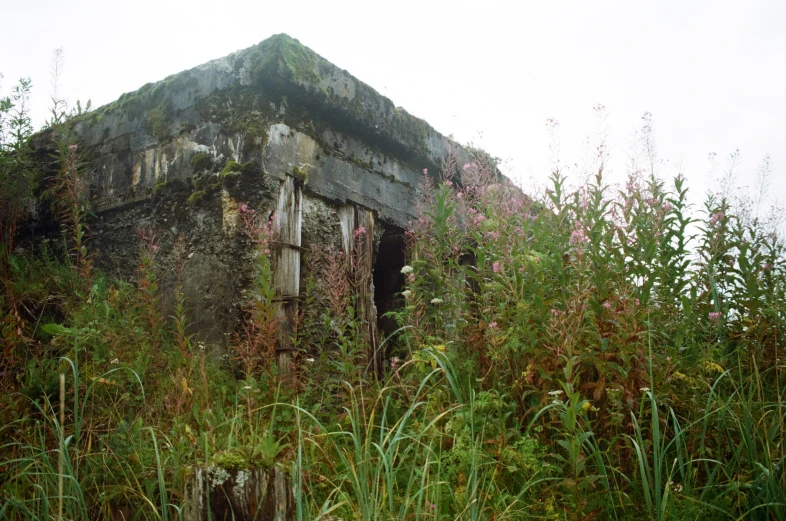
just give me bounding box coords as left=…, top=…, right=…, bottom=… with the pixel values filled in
left=357, top=208, right=380, bottom=374
left=339, top=204, right=380, bottom=375
left=275, top=246, right=300, bottom=298
left=272, top=176, right=301, bottom=380
left=338, top=205, right=355, bottom=258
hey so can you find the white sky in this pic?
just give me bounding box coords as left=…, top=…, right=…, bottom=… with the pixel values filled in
left=2, top=0, right=785, bottom=213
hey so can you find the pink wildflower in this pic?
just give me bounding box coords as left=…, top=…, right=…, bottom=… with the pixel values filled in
left=709, top=311, right=721, bottom=321
left=603, top=301, right=611, bottom=309
left=570, top=226, right=589, bottom=246
left=354, top=226, right=366, bottom=238
left=423, top=168, right=428, bottom=175
left=492, top=261, right=502, bottom=273
left=551, top=308, right=560, bottom=317
left=488, top=321, right=498, bottom=329
left=68, top=144, right=78, bottom=150
left=240, top=204, right=249, bottom=213
left=709, top=211, right=725, bottom=225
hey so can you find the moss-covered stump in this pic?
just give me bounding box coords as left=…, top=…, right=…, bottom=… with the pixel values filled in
left=183, top=466, right=292, bottom=521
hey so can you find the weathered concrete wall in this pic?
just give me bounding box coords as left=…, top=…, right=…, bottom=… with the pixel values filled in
left=53, top=33, right=475, bottom=350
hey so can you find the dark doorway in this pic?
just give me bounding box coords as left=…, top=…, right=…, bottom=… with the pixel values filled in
left=373, top=226, right=406, bottom=357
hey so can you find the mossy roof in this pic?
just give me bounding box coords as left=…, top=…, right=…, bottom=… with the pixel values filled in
left=69, top=34, right=450, bottom=170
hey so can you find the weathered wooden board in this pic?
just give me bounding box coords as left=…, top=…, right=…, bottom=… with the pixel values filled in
left=273, top=176, right=302, bottom=379
left=339, top=204, right=380, bottom=374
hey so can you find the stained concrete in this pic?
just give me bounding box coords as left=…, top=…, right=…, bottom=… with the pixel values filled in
left=37, top=33, right=477, bottom=347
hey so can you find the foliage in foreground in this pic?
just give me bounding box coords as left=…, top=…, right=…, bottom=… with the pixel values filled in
left=0, top=78, right=784, bottom=520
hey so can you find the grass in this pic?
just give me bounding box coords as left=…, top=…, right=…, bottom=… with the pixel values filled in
left=1, top=106, right=785, bottom=520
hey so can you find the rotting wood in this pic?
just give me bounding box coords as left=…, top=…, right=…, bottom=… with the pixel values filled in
left=183, top=466, right=292, bottom=521
left=339, top=204, right=380, bottom=375
left=272, top=176, right=302, bottom=381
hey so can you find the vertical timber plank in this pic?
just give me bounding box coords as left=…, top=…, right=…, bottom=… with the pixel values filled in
left=339, top=204, right=380, bottom=375
left=357, top=207, right=380, bottom=374
left=273, top=176, right=301, bottom=381
left=338, top=205, right=355, bottom=258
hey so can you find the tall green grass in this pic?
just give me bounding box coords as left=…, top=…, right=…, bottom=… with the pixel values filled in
left=1, top=106, right=784, bottom=520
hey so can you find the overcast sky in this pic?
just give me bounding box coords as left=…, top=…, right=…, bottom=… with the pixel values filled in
left=2, top=0, right=784, bottom=214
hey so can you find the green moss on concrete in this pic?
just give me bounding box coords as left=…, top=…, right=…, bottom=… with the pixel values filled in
left=249, top=34, right=323, bottom=88
left=277, top=35, right=324, bottom=86
left=188, top=170, right=222, bottom=205
left=221, top=160, right=260, bottom=180
left=187, top=189, right=207, bottom=205
left=346, top=155, right=374, bottom=172
left=221, top=160, right=242, bottom=178
left=152, top=178, right=168, bottom=194
left=145, top=104, right=171, bottom=142
left=292, top=164, right=309, bottom=185
left=69, top=33, right=445, bottom=175
left=247, top=35, right=439, bottom=170
left=221, top=116, right=270, bottom=152
left=240, top=161, right=260, bottom=176
left=191, top=153, right=213, bottom=172
left=69, top=70, right=199, bottom=138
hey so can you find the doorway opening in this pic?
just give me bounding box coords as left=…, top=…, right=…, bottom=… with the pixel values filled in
left=373, top=226, right=406, bottom=358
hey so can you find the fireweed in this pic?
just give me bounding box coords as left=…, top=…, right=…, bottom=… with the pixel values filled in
left=235, top=202, right=278, bottom=377
left=0, top=92, right=783, bottom=519
left=391, top=139, right=785, bottom=517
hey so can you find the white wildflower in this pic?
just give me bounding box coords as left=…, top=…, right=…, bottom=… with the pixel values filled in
left=547, top=390, right=564, bottom=396
left=640, top=387, right=650, bottom=393
left=430, top=298, right=444, bottom=305
left=401, top=290, right=412, bottom=298
left=400, top=265, right=413, bottom=274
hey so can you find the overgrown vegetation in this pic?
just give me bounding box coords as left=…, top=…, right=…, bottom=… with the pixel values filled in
left=0, top=74, right=784, bottom=521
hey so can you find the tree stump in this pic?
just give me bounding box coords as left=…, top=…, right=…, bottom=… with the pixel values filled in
left=183, top=466, right=292, bottom=521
